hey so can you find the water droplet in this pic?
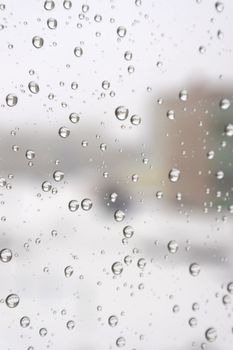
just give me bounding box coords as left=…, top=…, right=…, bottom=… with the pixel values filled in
left=216, top=170, right=224, bottom=180
left=0, top=248, right=12, bottom=262
left=123, top=225, right=134, bottom=239
left=114, top=209, right=125, bottom=222
left=167, top=240, right=178, bottom=254
left=28, top=81, right=39, bottom=94
left=115, top=106, right=129, bottom=121
left=137, top=258, right=146, bottom=269
left=44, top=0, right=55, bottom=10
left=168, top=168, right=180, bottom=183
left=219, top=98, right=230, bottom=110
left=156, top=191, right=163, bottom=199
left=81, top=198, right=93, bottom=211
left=63, top=0, right=72, bottom=9
left=179, top=89, right=188, bottom=101
left=117, top=26, right=127, bottom=38
left=215, top=1, right=224, bottom=12
left=47, top=18, right=57, bottom=29
left=112, top=262, right=123, bottom=275
left=131, top=174, right=139, bottom=182
left=205, top=327, right=217, bottom=342
left=20, top=316, right=30, bottom=328
left=124, top=51, right=132, bottom=61
left=25, top=150, right=35, bottom=160
left=64, top=265, right=73, bottom=277
left=32, top=36, right=44, bottom=48
left=39, top=328, right=47, bottom=337
left=6, top=294, right=20, bottom=308
left=6, top=94, right=18, bottom=107
left=42, top=181, right=52, bottom=192
left=116, top=337, right=126, bottom=347
left=102, top=80, right=110, bottom=90
left=207, top=150, right=215, bottom=159
left=222, top=294, right=231, bottom=305
left=66, top=320, right=75, bottom=329
left=189, top=263, right=200, bottom=277
left=74, top=46, right=83, bottom=57
left=167, top=110, right=175, bottom=120
left=227, top=282, right=233, bottom=294
left=199, top=46, right=206, bottom=54
left=225, top=123, right=233, bottom=136
left=124, top=255, right=132, bottom=265
left=53, top=170, right=64, bottom=182
left=59, top=126, right=70, bottom=138
left=69, top=112, right=80, bottom=123
left=189, top=317, right=197, bottom=327
left=68, top=200, right=79, bottom=212
left=130, top=115, right=141, bottom=125
left=108, top=315, right=118, bottom=327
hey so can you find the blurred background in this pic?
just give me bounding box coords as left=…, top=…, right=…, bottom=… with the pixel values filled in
left=0, top=0, right=233, bottom=349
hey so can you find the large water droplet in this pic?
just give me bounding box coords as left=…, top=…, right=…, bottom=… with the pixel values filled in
left=81, top=198, right=93, bottom=211
left=20, top=316, right=30, bottom=328
left=112, top=262, right=123, bottom=275
left=28, top=81, right=39, bottom=94
left=68, top=200, right=79, bottom=212
left=168, top=168, right=180, bottom=183
left=64, top=265, right=73, bottom=277
left=167, top=240, right=179, bottom=254
left=6, top=294, right=20, bottom=308
left=219, top=98, right=230, bottom=110
left=74, top=47, right=83, bottom=57
left=44, top=0, right=55, bottom=10
left=115, top=106, right=129, bottom=121
left=123, top=225, right=134, bottom=239
left=114, top=209, right=125, bottom=222
left=189, top=263, right=200, bottom=277
left=6, top=94, right=18, bottom=107
left=69, top=112, right=80, bottom=123
left=53, top=170, right=64, bottom=182
left=47, top=18, right=57, bottom=29
left=225, top=123, right=233, bottom=136
left=59, top=126, right=70, bottom=138
left=205, top=327, right=217, bottom=342
left=117, top=26, right=127, bottom=38
left=0, top=248, right=12, bottom=262
left=32, top=36, right=44, bottom=48
left=108, top=315, right=118, bottom=327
